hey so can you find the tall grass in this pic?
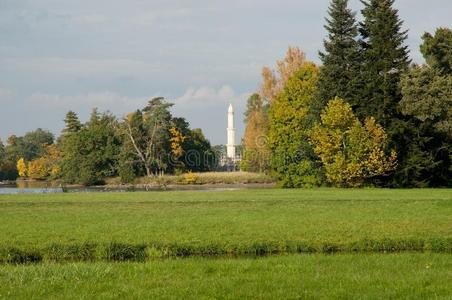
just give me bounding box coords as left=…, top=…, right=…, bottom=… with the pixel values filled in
left=0, top=237, right=450, bottom=264
left=1, top=254, right=451, bottom=299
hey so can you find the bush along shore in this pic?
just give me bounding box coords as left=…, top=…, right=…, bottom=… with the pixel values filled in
left=105, top=172, right=275, bottom=186
left=1, top=238, right=451, bottom=265
left=66, top=172, right=276, bottom=191
left=5, top=172, right=275, bottom=189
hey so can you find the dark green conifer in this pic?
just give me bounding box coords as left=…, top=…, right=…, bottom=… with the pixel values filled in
left=358, top=0, right=410, bottom=125
left=63, top=111, right=82, bottom=134
left=317, top=0, right=361, bottom=110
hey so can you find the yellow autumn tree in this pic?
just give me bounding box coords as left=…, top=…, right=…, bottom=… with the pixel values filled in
left=27, top=157, right=49, bottom=180
left=16, top=158, right=27, bottom=178
left=169, top=126, right=186, bottom=170
left=309, top=98, right=397, bottom=187
left=245, top=47, right=308, bottom=174
left=260, top=46, right=307, bottom=103
left=242, top=107, right=270, bottom=173
left=44, top=144, right=61, bottom=178
left=26, top=144, right=61, bottom=180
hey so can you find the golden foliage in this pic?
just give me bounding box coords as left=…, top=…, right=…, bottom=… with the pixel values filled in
left=16, top=158, right=27, bottom=178
left=242, top=110, right=270, bottom=172
left=126, top=112, right=135, bottom=124
left=169, top=127, right=186, bottom=160
left=45, top=144, right=61, bottom=162
left=260, top=46, right=307, bottom=102
left=18, top=144, right=62, bottom=180
left=277, top=46, right=307, bottom=87
left=27, top=157, right=49, bottom=180
left=310, top=98, right=397, bottom=187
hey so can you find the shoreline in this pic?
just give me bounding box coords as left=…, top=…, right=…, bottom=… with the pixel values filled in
left=0, top=180, right=277, bottom=194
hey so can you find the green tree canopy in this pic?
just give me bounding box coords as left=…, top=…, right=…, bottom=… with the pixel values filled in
left=5, top=129, right=54, bottom=162
left=397, top=28, right=452, bottom=187
left=420, top=27, right=452, bottom=75
left=122, top=97, right=173, bottom=177
left=268, top=62, right=323, bottom=187
left=60, top=109, right=121, bottom=185
left=400, top=66, right=452, bottom=138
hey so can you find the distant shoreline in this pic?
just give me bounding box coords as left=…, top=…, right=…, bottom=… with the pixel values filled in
left=1, top=172, right=276, bottom=191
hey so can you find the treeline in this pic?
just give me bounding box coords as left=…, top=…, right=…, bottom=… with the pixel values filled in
left=0, top=97, right=216, bottom=185
left=241, top=0, right=451, bottom=187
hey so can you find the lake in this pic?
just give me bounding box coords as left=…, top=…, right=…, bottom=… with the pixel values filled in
left=0, top=181, right=274, bottom=194
left=0, top=181, right=63, bottom=194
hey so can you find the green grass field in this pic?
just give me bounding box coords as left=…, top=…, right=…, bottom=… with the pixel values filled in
left=0, top=188, right=451, bottom=298
left=1, top=254, right=451, bottom=299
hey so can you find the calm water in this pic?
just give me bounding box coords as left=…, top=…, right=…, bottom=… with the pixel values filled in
left=0, top=181, right=272, bottom=195
left=0, top=187, right=63, bottom=194
left=0, top=181, right=63, bottom=194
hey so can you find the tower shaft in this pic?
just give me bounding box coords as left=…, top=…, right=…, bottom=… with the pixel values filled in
left=227, top=104, right=235, bottom=159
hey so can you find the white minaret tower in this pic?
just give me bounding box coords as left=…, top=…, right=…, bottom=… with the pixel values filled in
left=227, top=103, right=236, bottom=160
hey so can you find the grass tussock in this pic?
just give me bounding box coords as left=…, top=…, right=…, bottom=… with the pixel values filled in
left=0, top=238, right=450, bottom=265
left=103, top=242, right=147, bottom=262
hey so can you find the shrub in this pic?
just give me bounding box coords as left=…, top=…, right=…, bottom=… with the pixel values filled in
left=183, top=171, right=198, bottom=185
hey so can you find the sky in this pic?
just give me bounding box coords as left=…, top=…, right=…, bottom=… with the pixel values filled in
left=0, top=0, right=451, bottom=145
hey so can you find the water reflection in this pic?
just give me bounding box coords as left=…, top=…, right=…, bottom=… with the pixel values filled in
left=16, top=180, right=62, bottom=189
left=0, top=187, right=63, bottom=194
left=0, top=180, right=63, bottom=194
left=0, top=180, right=274, bottom=195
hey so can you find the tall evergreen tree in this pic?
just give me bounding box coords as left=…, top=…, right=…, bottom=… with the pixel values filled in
left=358, top=0, right=410, bottom=125
left=317, top=0, right=361, bottom=110
left=63, top=111, right=82, bottom=134
left=358, top=0, right=411, bottom=186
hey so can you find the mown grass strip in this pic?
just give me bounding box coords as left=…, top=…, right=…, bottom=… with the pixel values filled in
left=0, top=238, right=451, bottom=265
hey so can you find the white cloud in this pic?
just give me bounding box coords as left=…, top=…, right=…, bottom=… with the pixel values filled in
left=25, top=85, right=249, bottom=113
left=174, top=85, right=250, bottom=108
left=27, top=92, right=148, bottom=115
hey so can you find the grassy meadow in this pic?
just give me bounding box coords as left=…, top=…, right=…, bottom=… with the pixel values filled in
left=1, top=253, right=451, bottom=299
left=0, top=188, right=451, bottom=298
